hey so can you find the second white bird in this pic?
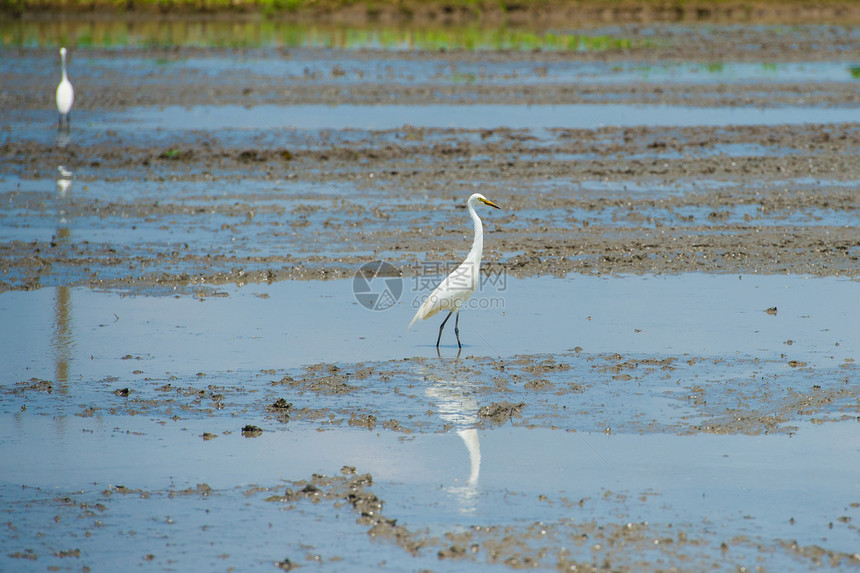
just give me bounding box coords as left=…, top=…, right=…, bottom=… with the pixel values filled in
left=56, top=47, right=74, bottom=131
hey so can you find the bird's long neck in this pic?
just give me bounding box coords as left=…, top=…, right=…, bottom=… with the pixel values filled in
left=61, top=52, right=68, bottom=80
left=467, top=200, right=484, bottom=266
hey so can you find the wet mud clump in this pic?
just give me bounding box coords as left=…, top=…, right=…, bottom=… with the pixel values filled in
left=266, top=398, right=293, bottom=422
left=477, top=401, right=525, bottom=425
left=241, top=424, right=263, bottom=437
left=267, top=467, right=425, bottom=554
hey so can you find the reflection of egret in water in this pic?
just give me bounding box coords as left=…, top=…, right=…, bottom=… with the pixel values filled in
left=52, top=165, right=75, bottom=389
left=424, top=369, right=482, bottom=514
left=56, top=165, right=73, bottom=240
left=55, top=130, right=72, bottom=149
left=52, top=286, right=73, bottom=388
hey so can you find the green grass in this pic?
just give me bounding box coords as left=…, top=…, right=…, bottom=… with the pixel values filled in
left=0, top=18, right=654, bottom=51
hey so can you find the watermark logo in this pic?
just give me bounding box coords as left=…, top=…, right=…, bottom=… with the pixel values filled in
left=353, top=260, right=507, bottom=312
left=410, top=261, right=506, bottom=293
left=353, top=261, right=403, bottom=311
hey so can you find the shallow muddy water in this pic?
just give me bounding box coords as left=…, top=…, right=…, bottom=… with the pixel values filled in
left=1, top=415, right=858, bottom=572
left=78, top=103, right=860, bottom=131
left=3, top=274, right=860, bottom=569
left=2, top=15, right=860, bottom=572
left=2, top=275, right=859, bottom=381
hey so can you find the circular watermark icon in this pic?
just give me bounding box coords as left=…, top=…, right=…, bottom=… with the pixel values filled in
left=353, top=261, right=403, bottom=311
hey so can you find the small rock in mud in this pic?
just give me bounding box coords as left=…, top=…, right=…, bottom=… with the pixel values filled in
left=9, top=550, right=37, bottom=561
left=765, top=306, right=778, bottom=315
left=274, top=558, right=297, bottom=570
left=200, top=432, right=218, bottom=440
left=438, top=545, right=467, bottom=559
left=114, top=388, right=130, bottom=397
left=241, top=424, right=263, bottom=437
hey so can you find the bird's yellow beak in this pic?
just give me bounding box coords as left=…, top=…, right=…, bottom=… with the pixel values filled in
left=479, top=197, right=502, bottom=210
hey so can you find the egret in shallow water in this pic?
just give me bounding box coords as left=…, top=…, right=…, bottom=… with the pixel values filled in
left=409, top=193, right=501, bottom=348
left=56, top=47, right=74, bottom=131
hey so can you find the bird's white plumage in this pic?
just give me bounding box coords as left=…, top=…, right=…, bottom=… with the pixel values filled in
left=56, top=47, right=74, bottom=116
left=409, top=193, right=500, bottom=334
left=409, top=253, right=480, bottom=327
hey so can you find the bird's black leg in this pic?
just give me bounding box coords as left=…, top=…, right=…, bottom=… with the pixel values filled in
left=67, top=113, right=70, bottom=131
left=436, top=309, right=454, bottom=348
left=454, top=310, right=461, bottom=348
left=58, top=114, right=62, bottom=131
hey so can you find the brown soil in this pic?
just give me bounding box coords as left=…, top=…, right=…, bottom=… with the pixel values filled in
left=3, top=118, right=859, bottom=291
left=3, top=22, right=860, bottom=292
left=8, top=0, right=860, bottom=26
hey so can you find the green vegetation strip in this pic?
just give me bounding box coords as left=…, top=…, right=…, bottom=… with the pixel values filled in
left=1, top=20, right=653, bottom=50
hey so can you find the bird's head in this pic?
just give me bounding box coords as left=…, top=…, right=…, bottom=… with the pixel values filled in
left=60, top=47, right=66, bottom=57
left=469, top=193, right=501, bottom=210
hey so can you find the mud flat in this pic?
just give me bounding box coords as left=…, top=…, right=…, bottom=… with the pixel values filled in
left=1, top=16, right=860, bottom=572
left=2, top=21, right=860, bottom=289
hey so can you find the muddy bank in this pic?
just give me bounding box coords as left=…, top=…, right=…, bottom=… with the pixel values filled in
left=3, top=120, right=860, bottom=291
left=3, top=23, right=860, bottom=292
left=8, top=444, right=859, bottom=572
left=8, top=349, right=858, bottom=436
left=6, top=25, right=860, bottom=113
left=260, top=467, right=860, bottom=570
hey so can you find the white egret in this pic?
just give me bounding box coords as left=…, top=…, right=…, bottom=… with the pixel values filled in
left=56, top=47, right=74, bottom=131
left=409, top=193, right=501, bottom=348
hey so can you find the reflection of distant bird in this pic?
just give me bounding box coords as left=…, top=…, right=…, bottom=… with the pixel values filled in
left=56, top=178, right=71, bottom=195
left=57, top=166, right=73, bottom=197
left=56, top=166, right=73, bottom=229
left=409, top=193, right=501, bottom=348
left=56, top=47, right=74, bottom=131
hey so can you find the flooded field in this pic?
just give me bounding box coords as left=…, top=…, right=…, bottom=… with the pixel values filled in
left=2, top=15, right=860, bottom=572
